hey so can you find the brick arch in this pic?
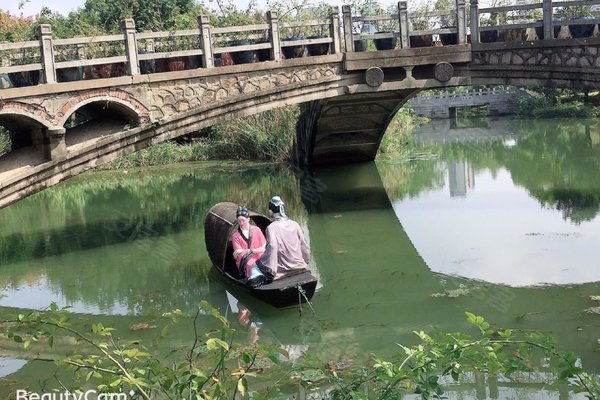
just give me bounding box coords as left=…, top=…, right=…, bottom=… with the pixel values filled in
left=0, top=101, right=54, bottom=128
left=55, top=89, right=151, bottom=127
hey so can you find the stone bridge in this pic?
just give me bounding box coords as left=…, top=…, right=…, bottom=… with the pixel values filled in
left=1, top=0, right=600, bottom=207
left=409, top=87, right=527, bottom=119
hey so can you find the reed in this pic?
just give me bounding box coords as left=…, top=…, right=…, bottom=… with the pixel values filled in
left=0, top=127, right=11, bottom=157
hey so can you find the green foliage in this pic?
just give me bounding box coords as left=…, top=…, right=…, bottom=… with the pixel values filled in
left=327, top=312, right=600, bottom=400
left=4, top=308, right=600, bottom=399
left=0, top=127, right=11, bottom=157
left=512, top=90, right=600, bottom=119
left=79, top=0, right=202, bottom=32
left=99, top=106, right=297, bottom=169
left=208, top=106, right=298, bottom=162
left=2, top=301, right=288, bottom=400
left=556, top=4, right=594, bottom=19
left=378, top=106, right=429, bottom=160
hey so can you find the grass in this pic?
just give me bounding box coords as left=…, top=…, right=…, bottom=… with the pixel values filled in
left=101, top=106, right=299, bottom=170
left=0, top=127, right=11, bottom=157
left=377, top=106, right=429, bottom=160
left=512, top=89, right=600, bottom=119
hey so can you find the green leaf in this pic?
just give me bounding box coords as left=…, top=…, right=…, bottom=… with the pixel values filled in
left=559, top=367, right=583, bottom=380
left=109, top=377, right=122, bottom=387
left=206, top=338, right=229, bottom=351
left=237, top=377, right=247, bottom=397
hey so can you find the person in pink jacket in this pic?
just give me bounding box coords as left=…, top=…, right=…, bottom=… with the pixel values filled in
left=258, top=196, right=310, bottom=280
left=231, top=206, right=267, bottom=287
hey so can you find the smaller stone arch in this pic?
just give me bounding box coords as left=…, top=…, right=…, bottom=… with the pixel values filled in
left=55, top=89, right=151, bottom=127
left=0, top=102, right=54, bottom=129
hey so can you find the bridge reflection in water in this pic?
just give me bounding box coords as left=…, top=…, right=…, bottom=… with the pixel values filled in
left=298, top=160, right=600, bottom=392
left=0, top=123, right=599, bottom=396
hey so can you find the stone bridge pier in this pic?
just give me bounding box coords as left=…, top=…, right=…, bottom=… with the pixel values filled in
left=296, top=90, right=416, bottom=166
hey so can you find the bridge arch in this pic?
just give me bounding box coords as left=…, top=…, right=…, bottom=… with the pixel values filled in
left=55, top=91, right=150, bottom=127
left=0, top=102, right=54, bottom=130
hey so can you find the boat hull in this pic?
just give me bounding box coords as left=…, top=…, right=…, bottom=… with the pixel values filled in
left=205, top=202, right=318, bottom=308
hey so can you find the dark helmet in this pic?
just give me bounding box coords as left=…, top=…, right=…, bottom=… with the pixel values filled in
left=236, top=205, right=249, bottom=218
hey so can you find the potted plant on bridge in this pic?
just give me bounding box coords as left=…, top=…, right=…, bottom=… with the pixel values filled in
left=478, top=11, right=503, bottom=42
left=303, top=4, right=332, bottom=56
left=535, top=19, right=562, bottom=40
left=434, top=0, right=458, bottom=45
left=409, top=6, right=434, bottom=48
left=558, top=5, right=597, bottom=38
left=372, top=4, right=398, bottom=50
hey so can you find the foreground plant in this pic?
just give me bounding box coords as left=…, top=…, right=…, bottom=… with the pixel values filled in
left=2, top=306, right=599, bottom=399
left=324, top=312, right=600, bottom=399
left=1, top=301, right=288, bottom=399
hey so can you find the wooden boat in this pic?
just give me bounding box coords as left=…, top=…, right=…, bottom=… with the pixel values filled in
left=204, top=202, right=318, bottom=308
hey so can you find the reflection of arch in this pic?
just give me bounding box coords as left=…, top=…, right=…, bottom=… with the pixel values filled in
left=55, top=90, right=150, bottom=127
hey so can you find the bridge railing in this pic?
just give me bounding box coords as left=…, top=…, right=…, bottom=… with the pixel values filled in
left=471, top=0, right=600, bottom=43
left=0, top=8, right=342, bottom=89
left=342, top=0, right=468, bottom=50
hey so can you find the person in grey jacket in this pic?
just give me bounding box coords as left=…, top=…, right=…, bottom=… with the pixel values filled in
left=258, top=196, right=310, bottom=280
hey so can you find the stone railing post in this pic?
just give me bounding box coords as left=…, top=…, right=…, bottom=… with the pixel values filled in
left=470, top=0, right=480, bottom=44
left=398, top=1, right=410, bottom=48
left=342, top=5, right=354, bottom=52
left=47, top=127, right=66, bottom=161
left=39, top=24, right=56, bottom=84
left=198, top=16, right=214, bottom=68
left=456, top=0, right=466, bottom=44
left=122, top=19, right=139, bottom=76
left=542, top=0, right=554, bottom=39
left=329, top=7, right=342, bottom=54
left=76, top=44, right=86, bottom=60
left=145, top=39, right=155, bottom=53
left=267, top=11, right=282, bottom=61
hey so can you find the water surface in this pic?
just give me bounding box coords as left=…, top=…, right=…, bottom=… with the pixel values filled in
left=1, top=118, right=599, bottom=398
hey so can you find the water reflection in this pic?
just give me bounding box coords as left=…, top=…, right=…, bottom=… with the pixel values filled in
left=1, top=120, right=600, bottom=398
left=0, top=163, right=308, bottom=315
left=382, top=117, right=600, bottom=286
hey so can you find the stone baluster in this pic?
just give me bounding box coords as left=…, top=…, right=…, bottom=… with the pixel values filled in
left=39, top=24, right=56, bottom=84
left=330, top=7, right=342, bottom=54
left=122, top=19, right=140, bottom=76
left=456, top=0, right=466, bottom=45
left=342, top=5, right=354, bottom=52
left=267, top=11, right=282, bottom=61
left=470, top=0, right=480, bottom=44
left=398, top=1, right=410, bottom=48
left=542, top=0, right=554, bottom=40
left=198, top=16, right=214, bottom=68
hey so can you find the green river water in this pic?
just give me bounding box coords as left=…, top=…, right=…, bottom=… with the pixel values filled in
left=1, top=117, right=599, bottom=399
